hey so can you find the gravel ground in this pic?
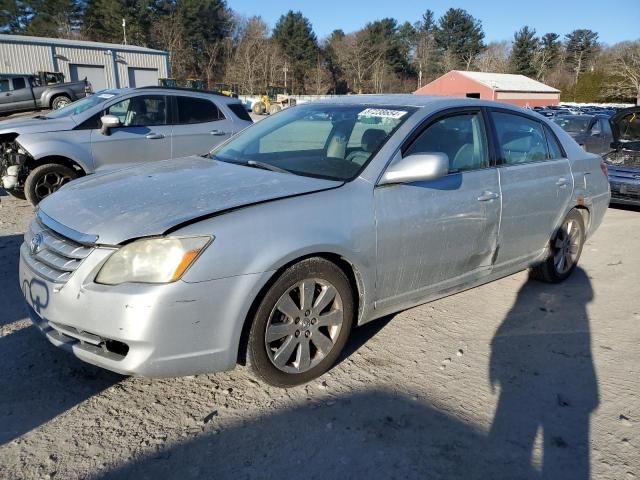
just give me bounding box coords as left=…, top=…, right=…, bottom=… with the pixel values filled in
left=0, top=193, right=638, bottom=480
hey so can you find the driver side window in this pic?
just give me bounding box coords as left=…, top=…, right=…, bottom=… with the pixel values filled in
left=405, top=112, right=489, bottom=172
left=107, top=95, right=168, bottom=127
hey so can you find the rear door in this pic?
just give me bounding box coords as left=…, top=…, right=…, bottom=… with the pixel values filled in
left=170, top=95, right=235, bottom=157
left=489, top=110, right=573, bottom=271
left=374, top=108, right=501, bottom=308
left=90, top=94, right=172, bottom=171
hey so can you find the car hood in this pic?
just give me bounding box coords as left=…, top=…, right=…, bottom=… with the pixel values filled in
left=0, top=116, right=76, bottom=136
left=38, top=156, right=342, bottom=245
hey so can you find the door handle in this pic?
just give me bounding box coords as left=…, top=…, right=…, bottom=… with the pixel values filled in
left=556, top=177, right=569, bottom=187
left=477, top=191, right=500, bottom=202
left=210, top=130, right=226, bottom=136
left=145, top=133, right=165, bottom=139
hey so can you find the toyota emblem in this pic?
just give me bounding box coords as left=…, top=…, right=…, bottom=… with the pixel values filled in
left=30, top=233, right=43, bottom=255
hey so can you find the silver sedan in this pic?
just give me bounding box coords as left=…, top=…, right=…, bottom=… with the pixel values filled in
left=19, top=95, right=611, bottom=387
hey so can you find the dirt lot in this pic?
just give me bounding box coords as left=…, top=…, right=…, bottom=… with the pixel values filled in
left=0, top=193, right=638, bottom=480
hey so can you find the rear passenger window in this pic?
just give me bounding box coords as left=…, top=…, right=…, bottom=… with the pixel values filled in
left=12, top=78, right=26, bottom=90
left=405, top=112, right=489, bottom=172
left=227, top=103, right=252, bottom=122
left=176, top=97, right=223, bottom=124
left=0, top=79, right=9, bottom=92
left=493, top=112, right=549, bottom=165
left=544, top=125, right=565, bottom=159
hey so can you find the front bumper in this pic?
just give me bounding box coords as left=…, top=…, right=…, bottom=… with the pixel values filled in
left=609, top=179, right=640, bottom=206
left=19, top=245, right=271, bottom=377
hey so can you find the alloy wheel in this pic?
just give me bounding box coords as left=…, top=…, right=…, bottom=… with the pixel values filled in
left=265, top=278, right=344, bottom=374
left=553, top=218, right=581, bottom=274
left=34, top=171, right=72, bottom=201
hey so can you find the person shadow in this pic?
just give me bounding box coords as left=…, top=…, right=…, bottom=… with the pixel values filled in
left=487, top=267, right=598, bottom=479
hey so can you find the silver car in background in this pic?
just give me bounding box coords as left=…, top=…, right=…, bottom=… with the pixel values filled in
left=19, top=96, right=610, bottom=387
left=0, top=87, right=252, bottom=204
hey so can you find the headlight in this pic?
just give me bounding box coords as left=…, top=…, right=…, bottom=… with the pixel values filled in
left=95, top=236, right=212, bottom=285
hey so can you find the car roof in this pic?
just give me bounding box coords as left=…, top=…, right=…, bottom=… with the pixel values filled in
left=306, top=94, right=534, bottom=114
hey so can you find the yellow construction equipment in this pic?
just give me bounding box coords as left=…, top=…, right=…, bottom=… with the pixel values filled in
left=213, top=83, right=239, bottom=98
left=252, top=86, right=296, bottom=115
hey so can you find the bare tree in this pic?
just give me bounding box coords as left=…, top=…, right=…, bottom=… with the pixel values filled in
left=607, top=41, right=640, bottom=105
left=333, top=31, right=382, bottom=93
left=474, top=41, right=510, bottom=73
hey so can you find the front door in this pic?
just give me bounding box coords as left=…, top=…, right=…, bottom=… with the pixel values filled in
left=90, top=94, right=172, bottom=171
left=490, top=110, right=573, bottom=270
left=375, top=110, right=501, bottom=309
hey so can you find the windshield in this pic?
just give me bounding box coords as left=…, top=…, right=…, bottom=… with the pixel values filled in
left=553, top=116, right=592, bottom=134
left=210, top=104, right=415, bottom=181
left=45, top=91, right=120, bottom=119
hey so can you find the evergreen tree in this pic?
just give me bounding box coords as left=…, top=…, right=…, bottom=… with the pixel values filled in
left=83, top=0, right=153, bottom=45
left=435, top=8, right=485, bottom=70
left=273, top=10, right=318, bottom=93
left=0, top=0, right=29, bottom=33
left=510, top=26, right=538, bottom=77
left=365, top=18, right=412, bottom=75
left=565, top=29, right=599, bottom=82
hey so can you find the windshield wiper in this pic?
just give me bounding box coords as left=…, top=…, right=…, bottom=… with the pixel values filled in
left=246, top=160, right=291, bottom=174
left=33, top=115, right=49, bottom=119
left=212, top=156, right=292, bottom=174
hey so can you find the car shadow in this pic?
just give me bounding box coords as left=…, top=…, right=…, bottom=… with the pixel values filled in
left=0, top=233, right=119, bottom=446
left=99, top=268, right=598, bottom=480
left=99, top=389, right=536, bottom=480
left=0, top=234, right=27, bottom=327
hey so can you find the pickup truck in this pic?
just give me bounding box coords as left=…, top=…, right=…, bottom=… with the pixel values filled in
left=0, top=74, right=91, bottom=115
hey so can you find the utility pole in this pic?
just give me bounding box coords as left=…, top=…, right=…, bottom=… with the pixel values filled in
left=122, top=18, right=127, bottom=45
left=418, top=62, right=423, bottom=89
left=283, top=61, right=289, bottom=92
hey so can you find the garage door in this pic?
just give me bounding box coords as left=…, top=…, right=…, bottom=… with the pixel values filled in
left=127, top=68, right=158, bottom=87
left=70, top=64, right=107, bottom=91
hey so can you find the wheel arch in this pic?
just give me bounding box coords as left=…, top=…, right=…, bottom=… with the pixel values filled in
left=26, top=155, right=87, bottom=177
left=236, top=251, right=365, bottom=366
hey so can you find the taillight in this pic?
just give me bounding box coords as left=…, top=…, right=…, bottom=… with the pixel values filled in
left=600, top=160, right=608, bottom=177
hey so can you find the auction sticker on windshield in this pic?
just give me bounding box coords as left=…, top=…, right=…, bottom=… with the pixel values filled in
left=358, top=108, right=408, bottom=119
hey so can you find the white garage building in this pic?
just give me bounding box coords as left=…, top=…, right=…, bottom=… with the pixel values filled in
left=0, top=34, right=169, bottom=90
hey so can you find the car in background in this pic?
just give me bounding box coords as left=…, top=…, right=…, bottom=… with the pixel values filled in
left=18, top=96, right=610, bottom=387
left=0, top=73, right=91, bottom=115
left=0, top=87, right=252, bottom=204
left=553, top=114, right=614, bottom=156
left=607, top=106, right=640, bottom=206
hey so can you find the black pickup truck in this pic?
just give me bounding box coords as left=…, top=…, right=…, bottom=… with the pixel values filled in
left=0, top=73, right=91, bottom=115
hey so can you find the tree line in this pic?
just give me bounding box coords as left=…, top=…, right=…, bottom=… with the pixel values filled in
left=1, top=0, right=639, bottom=103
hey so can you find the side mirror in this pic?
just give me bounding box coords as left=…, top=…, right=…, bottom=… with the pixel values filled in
left=100, top=115, right=121, bottom=136
left=379, top=152, right=449, bottom=185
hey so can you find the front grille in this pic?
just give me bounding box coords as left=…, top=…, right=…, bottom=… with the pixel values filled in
left=22, top=217, right=93, bottom=284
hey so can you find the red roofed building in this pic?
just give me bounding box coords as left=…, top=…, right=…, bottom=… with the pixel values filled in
left=414, top=70, right=561, bottom=108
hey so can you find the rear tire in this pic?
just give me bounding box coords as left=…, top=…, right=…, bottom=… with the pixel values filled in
left=248, top=257, right=354, bottom=387
left=530, top=209, right=585, bottom=283
left=253, top=101, right=266, bottom=115
left=51, top=95, right=71, bottom=110
left=24, top=163, right=78, bottom=206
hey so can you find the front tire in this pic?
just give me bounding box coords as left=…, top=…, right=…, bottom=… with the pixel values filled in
left=248, top=258, right=354, bottom=387
left=24, top=163, right=78, bottom=206
left=530, top=209, right=585, bottom=283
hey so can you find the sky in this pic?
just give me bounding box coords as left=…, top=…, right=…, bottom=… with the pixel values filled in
left=229, top=0, right=639, bottom=45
